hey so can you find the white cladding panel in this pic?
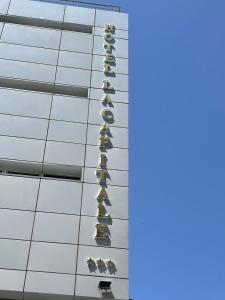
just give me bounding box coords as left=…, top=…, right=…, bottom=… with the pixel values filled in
left=32, top=212, right=80, bottom=244
left=95, top=26, right=129, bottom=39
left=92, top=55, right=128, bottom=74
left=85, top=145, right=128, bottom=170
left=1, top=24, right=61, bottom=49
left=0, top=59, right=56, bottom=83
left=28, top=242, right=77, bottom=274
left=48, top=120, right=87, bottom=144
left=84, top=167, right=129, bottom=187
left=58, top=51, right=92, bottom=69
left=0, top=239, right=29, bottom=270
left=0, top=209, right=34, bottom=240
left=0, top=269, right=25, bottom=300
left=0, top=176, right=39, bottom=211
left=87, top=124, right=128, bottom=148
left=37, top=179, right=82, bottom=215
left=0, top=136, right=45, bottom=162
left=0, top=43, right=59, bottom=65
left=77, top=246, right=128, bottom=278
left=93, top=35, right=128, bottom=58
left=64, top=6, right=95, bottom=26
left=0, top=114, right=48, bottom=139
left=76, top=276, right=129, bottom=300
left=0, top=89, right=52, bottom=118
left=0, top=0, right=10, bottom=15
left=88, top=100, right=128, bottom=128
left=79, top=216, right=128, bottom=249
left=24, top=272, right=75, bottom=299
left=8, top=0, right=65, bottom=21
left=95, top=10, right=128, bottom=30
left=91, top=71, right=128, bottom=91
left=44, top=141, right=85, bottom=166
left=55, top=67, right=91, bottom=87
left=82, top=183, right=128, bottom=219
left=50, top=95, right=89, bottom=123
left=60, top=31, right=93, bottom=53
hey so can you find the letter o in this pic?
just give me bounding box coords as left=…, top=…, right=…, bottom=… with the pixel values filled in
left=104, top=33, right=114, bottom=42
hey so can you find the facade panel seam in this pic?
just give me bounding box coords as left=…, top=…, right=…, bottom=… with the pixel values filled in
left=73, top=8, right=97, bottom=298
left=22, top=4, right=67, bottom=297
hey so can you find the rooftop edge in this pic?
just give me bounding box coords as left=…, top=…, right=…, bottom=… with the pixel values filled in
left=35, top=0, right=121, bottom=12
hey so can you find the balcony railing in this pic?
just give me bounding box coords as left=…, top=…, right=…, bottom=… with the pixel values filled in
left=36, top=0, right=121, bottom=12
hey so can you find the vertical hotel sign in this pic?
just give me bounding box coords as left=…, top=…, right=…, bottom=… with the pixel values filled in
left=96, top=23, right=116, bottom=239
left=87, top=23, right=117, bottom=267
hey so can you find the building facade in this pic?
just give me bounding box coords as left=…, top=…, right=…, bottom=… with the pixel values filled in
left=0, top=0, right=128, bottom=299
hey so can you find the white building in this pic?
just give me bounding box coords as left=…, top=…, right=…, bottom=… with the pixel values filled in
left=0, top=1, right=128, bottom=299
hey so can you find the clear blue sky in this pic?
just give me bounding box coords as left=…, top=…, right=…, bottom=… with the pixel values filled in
left=105, top=0, right=225, bottom=299
left=92, top=0, right=225, bottom=298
